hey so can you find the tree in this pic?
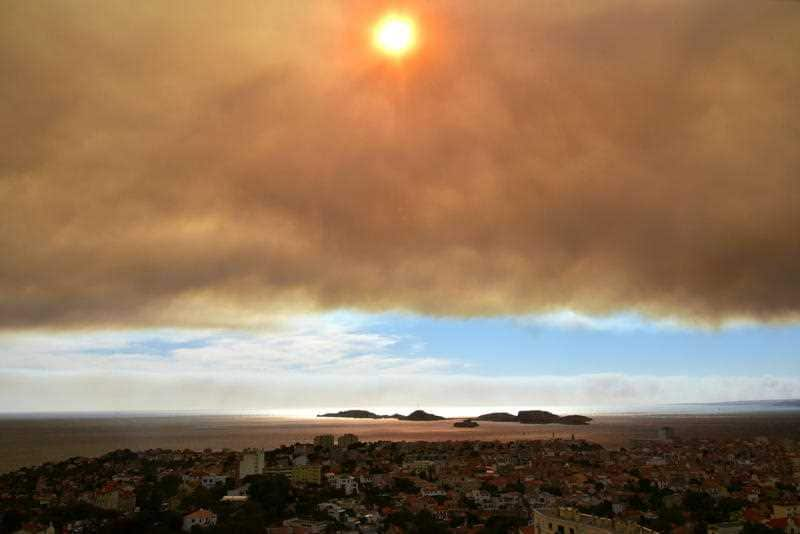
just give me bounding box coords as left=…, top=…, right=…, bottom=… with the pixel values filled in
left=581, top=500, right=613, bottom=519
left=386, top=509, right=447, bottom=534
left=507, top=480, right=526, bottom=494
left=181, top=486, right=217, bottom=511
left=480, top=515, right=526, bottom=534
left=158, top=475, right=181, bottom=498
left=1, top=509, right=23, bottom=533
left=742, top=523, right=783, bottom=534
left=480, top=481, right=499, bottom=495
left=247, top=475, right=292, bottom=521
left=393, top=477, right=417, bottom=494
left=413, top=510, right=447, bottom=534
left=684, top=491, right=713, bottom=514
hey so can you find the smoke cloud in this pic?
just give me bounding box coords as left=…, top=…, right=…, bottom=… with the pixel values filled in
left=2, top=1, right=799, bottom=328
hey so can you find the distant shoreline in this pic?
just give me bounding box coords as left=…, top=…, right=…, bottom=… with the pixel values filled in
left=1, top=399, right=799, bottom=419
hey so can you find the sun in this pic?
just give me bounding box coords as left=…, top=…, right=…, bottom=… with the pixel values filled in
left=373, top=13, right=417, bottom=57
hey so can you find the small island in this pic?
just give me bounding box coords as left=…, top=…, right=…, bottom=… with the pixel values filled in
left=316, top=410, right=390, bottom=419
left=476, top=412, right=520, bottom=422
left=453, top=419, right=479, bottom=428
left=317, top=409, right=445, bottom=421
left=477, top=410, right=592, bottom=425
left=400, top=409, right=446, bottom=421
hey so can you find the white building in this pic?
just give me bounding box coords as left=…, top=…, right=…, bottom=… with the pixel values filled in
left=328, top=474, right=359, bottom=495
left=226, top=484, right=249, bottom=497
left=239, top=450, right=265, bottom=479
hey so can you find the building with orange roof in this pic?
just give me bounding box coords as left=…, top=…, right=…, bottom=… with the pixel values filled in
left=182, top=508, right=217, bottom=532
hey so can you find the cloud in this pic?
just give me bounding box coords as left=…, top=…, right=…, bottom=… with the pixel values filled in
left=2, top=1, right=799, bottom=328
left=518, top=310, right=685, bottom=332
left=1, top=319, right=798, bottom=412
left=0, top=318, right=454, bottom=375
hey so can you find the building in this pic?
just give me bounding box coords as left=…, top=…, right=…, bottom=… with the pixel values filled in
left=774, top=503, right=800, bottom=518
left=264, top=465, right=322, bottom=485
left=182, top=509, right=217, bottom=531
left=93, top=484, right=136, bottom=513
left=227, top=484, right=249, bottom=496
left=532, top=508, right=657, bottom=534
left=337, top=433, right=359, bottom=449
left=292, top=465, right=322, bottom=485
left=318, top=501, right=347, bottom=521
left=239, top=450, right=265, bottom=479
left=314, top=435, right=335, bottom=449
left=220, top=495, right=248, bottom=503
left=280, top=517, right=329, bottom=533
left=200, top=475, right=227, bottom=489
left=328, top=474, right=359, bottom=495
left=13, top=522, right=55, bottom=534
left=708, top=522, right=744, bottom=534
left=404, top=459, right=438, bottom=475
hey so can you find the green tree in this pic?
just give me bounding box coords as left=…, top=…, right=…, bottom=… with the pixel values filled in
left=393, top=477, right=417, bottom=494
left=247, top=475, right=292, bottom=521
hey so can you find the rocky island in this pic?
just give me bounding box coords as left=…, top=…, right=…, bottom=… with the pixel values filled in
left=477, top=410, right=592, bottom=425
left=316, top=410, right=390, bottom=419
left=317, top=409, right=445, bottom=421
left=453, top=419, right=479, bottom=428
left=476, top=412, right=520, bottom=422
left=399, top=409, right=446, bottom=421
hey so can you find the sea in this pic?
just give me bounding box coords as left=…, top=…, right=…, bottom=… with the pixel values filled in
left=1, top=401, right=798, bottom=474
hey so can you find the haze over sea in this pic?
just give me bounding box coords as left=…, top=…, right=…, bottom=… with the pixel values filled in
left=2, top=402, right=799, bottom=474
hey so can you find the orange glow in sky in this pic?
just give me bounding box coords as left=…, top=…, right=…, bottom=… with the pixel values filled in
left=373, top=13, right=417, bottom=57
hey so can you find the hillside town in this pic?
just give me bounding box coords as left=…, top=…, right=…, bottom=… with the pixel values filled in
left=1, top=429, right=799, bottom=534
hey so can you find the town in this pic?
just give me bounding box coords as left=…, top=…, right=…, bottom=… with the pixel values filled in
left=1, top=429, right=799, bottom=534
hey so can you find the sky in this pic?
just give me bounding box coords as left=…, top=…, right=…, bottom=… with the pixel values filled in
left=1, top=1, right=799, bottom=412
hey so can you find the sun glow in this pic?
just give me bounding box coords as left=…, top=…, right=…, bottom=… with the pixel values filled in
left=373, top=13, right=417, bottom=57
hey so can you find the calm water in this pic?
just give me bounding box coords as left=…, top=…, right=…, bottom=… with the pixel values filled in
left=1, top=406, right=799, bottom=474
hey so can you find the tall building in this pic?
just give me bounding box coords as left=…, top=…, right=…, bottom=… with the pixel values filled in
left=239, top=450, right=265, bottom=479
left=314, top=434, right=335, bottom=449
left=337, top=433, right=359, bottom=449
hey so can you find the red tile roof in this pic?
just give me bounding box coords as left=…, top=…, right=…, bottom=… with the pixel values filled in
left=185, top=508, right=216, bottom=520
